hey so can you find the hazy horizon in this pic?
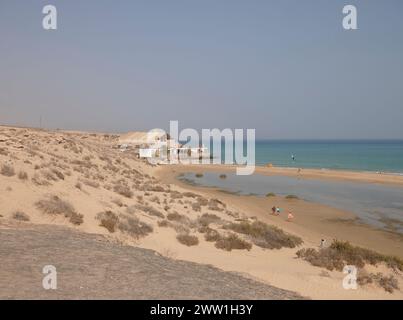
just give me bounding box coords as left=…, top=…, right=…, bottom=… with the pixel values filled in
left=1, top=0, right=403, bottom=139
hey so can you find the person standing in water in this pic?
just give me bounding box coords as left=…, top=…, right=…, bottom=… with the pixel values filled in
left=291, top=154, right=295, bottom=161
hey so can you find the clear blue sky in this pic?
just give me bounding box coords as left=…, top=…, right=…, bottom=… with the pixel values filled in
left=1, top=0, right=402, bottom=138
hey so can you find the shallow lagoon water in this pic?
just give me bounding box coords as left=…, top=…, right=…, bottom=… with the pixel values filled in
left=180, top=172, right=403, bottom=234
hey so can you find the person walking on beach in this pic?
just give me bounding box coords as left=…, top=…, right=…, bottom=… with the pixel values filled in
left=271, top=206, right=276, bottom=215
left=287, top=211, right=294, bottom=221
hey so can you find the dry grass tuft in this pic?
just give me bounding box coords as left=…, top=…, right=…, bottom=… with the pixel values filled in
left=204, top=228, right=221, bottom=242
left=215, top=233, right=252, bottom=251
left=358, top=270, right=400, bottom=293
left=0, top=148, right=8, bottom=156
left=35, top=195, right=83, bottom=225
left=134, top=204, right=164, bottom=218
left=296, top=240, right=403, bottom=272
left=198, top=213, right=222, bottom=227
left=81, top=179, right=100, bottom=188
left=117, top=215, right=153, bottom=239
left=225, top=220, right=303, bottom=249
left=176, top=234, right=199, bottom=246
left=1, top=164, right=15, bottom=177
left=96, top=211, right=119, bottom=233
left=18, top=171, right=28, bottom=180
left=113, top=184, right=133, bottom=198
left=12, top=211, right=30, bottom=221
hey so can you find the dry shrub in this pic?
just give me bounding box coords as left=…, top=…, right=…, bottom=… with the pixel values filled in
left=196, top=196, right=208, bottom=206
left=36, top=195, right=75, bottom=216
left=208, top=198, right=226, bottom=211
left=169, top=191, right=183, bottom=199
left=134, top=204, right=164, bottom=218
left=167, top=212, right=186, bottom=222
left=176, top=234, right=199, bottom=246
left=32, top=174, right=51, bottom=186
left=41, top=169, right=58, bottom=181
left=198, top=213, right=221, bottom=227
left=183, top=191, right=202, bottom=199
left=158, top=220, right=169, bottom=227
left=357, top=270, right=399, bottom=293
left=69, top=212, right=84, bottom=225
left=204, top=228, right=221, bottom=242
left=225, top=220, right=302, bottom=249
left=0, top=148, right=8, bottom=156
left=191, top=202, right=201, bottom=212
left=51, top=168, right=65, bottom=180
left=195, top=173, right=204, bottom=178
left=18, top=171, right=28, bottom=180
left=112, top=198, right=124, bottom=207
left=296, top=240, right=403, bottom=272
left=215, top=233, right=252, bottom=251
left=96, top=211, right=119, bottom=233
left=117, top=215, right=153, bottom=239
left=12, top=211, right=30, bottom=221
left=113, top=184, right=133, bottom=198
left=266, top=192, right=276, bottom=197
left=81, top=179, right=100, bottom=188
left=1, top=164, right=15, bottom=177
left=35, top=195, right=83, bottom=225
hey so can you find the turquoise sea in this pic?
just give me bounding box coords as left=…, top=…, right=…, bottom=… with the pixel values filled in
left=251, top=140, right=403, bottom=173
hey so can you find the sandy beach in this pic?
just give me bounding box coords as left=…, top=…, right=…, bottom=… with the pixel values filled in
left=1, top=125, right=402, bottom=300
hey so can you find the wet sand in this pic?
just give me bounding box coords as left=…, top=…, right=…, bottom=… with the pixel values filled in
left=156, top=164, right=403, bottom=258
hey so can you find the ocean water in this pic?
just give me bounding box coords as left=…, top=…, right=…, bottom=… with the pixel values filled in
left=180, top=172, right=403, bottom=234
left=227, top=140, right=403, bottom=173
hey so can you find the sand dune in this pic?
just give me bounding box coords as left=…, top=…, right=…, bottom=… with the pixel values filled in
left=0, top=125, right=402, bottom=299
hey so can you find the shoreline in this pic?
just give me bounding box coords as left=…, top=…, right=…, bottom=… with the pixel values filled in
left=159, top=163, right=403, bottom=187
left=155, top=164, right=403, bottom=259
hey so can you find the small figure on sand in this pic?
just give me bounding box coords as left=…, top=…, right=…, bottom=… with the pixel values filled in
left=320, top=239, right=326, bottom=248
left=287, top=211, right=294, bottom=221
left=271, top=206, right=281, bottom=216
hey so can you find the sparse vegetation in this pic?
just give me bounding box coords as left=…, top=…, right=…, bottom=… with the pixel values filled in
left=18, top=171, right=28, bottom=180
left=296, top=240, right=403, bottom=272
left=134, top=204, right=164, bottom=218
left=195, top=173, right=204, bottom=178
left=219, top=174, right=227, bottom=179
left=118, top=215, right=153, bottom=239
left=215, top=233, right=252, bottom=251
left=167, top=212, right=186, bottom=222
left=113, top=184, right=133, bottom=198
left=198, top=213, right=221, bottom=227
left=285, top=194, right=299, bottom=200
left=225, top=220, right=303, bottom=249
left=81, top=178, right=100, bottom=188
left=12, top=211, right=30, bottom=221
left=111, top=198, right=124, bottom=207
left=204, top=228, right=221, bottom=242
left=266, top=192, right=276, bottom=197
left=35, top=195, right=83, bottom=225
left=357, top=270, right=400, bottom=293
left=1, top=164, right=15, bottom=177
left=176, top=234, right=199, bottom=246
left=0, top=147, right=8, bottom=156
left=96, top=211, right=119, bottom=233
